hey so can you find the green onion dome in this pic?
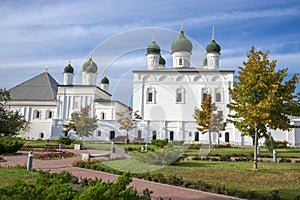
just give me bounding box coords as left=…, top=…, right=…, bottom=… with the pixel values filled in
left=147, top=40, right=161, bottom=55
left=101, top=76, right=109, bottom=84
left=82, top=56, right=98, bottom=72
left=206, top=39, right=221, bottom=53
left=64, top=61, right=74, bottom=73
left=159, top=55, right=166, bottom=65
left=171, top=30, right=193, bottom=53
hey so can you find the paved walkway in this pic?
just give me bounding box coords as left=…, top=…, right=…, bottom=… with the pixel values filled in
left=0, top=152, right=239, bottom=200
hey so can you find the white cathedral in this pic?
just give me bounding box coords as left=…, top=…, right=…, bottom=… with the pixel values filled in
left=6, top=26, right=300, bottom=146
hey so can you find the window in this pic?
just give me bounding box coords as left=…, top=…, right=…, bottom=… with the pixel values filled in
left=202, top=93, right=207, bottom=101
left=146, top=87, right=155, bottom=103
left=46, top=110, right=53, bottom=119
left=40, top=132, right=44, bottom=139
left=195, top=132, right=199, bottom=141
left=179, top=58, right=182, bottom=65
left=110, top=131, right=115, bottom=140
left=97, top=130, right=101, bottom=137
left=33, top=110, right=41, bottom=119
left=170, top=131, right=174, bottom=141
left=137, top=130, right=142, bottom=138
left=101, top=112, right=105, bottom=120
left=176, top=88, right=184, bottom=103
left=216, top=93, right=221, bottom=102
left=225, top=132, right=230, bottom=143
left=147, top=92, right=153, bottom=102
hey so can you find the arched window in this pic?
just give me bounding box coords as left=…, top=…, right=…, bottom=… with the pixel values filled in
left=146, top=87, right=155, bottom=103
left=137, top=130, right=142, bottom=138
left=195, top=131, right=199, bottom=141
left=201, top=88, right=208, bottom=102
left=202, top=93, right=207, bottom=101
left=216, top=93, right=221, bottom=102
left=46, top=110, right=53, bottom=119
left=97, top=130, right=101, bottom=137
left=225, top=132, right=230, bottom=143
left=33, top=110, right=41, bottom=119
left=176, top=88, right=184, bottom=103
left=101, top=112, right=105, bottom=120
left=179, top=58, right=183, bottom=65
left=152, top=130, right=157, bottom=140
left=170, top=131, right=174, bottom=141
left=40, top=132, right=44, bottom=139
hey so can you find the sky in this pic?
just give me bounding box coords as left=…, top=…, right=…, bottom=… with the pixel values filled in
left=0, top=0, right=300, bottom=105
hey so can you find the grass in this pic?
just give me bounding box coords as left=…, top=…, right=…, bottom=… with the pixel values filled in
left=87, top=157, right=300, bottom=199
left=0, top=168, right=38, bottom=186
left=159, top=160, right=300, bottom=199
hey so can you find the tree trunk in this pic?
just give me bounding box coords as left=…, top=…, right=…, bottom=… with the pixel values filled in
left=253, top=122, right=258, bottom=170
left=208, top=130, right=212, bottom=152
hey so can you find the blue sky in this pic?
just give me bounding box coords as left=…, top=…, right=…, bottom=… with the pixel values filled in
left=0, top=0, right=300, bottom=105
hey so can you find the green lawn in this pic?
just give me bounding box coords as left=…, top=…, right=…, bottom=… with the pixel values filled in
left=96, top=157, right=300, bottom=199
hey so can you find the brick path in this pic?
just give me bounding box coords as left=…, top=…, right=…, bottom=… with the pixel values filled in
left=0, top=152, right=239, bottom=200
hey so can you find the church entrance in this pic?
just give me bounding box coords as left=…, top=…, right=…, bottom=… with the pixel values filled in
left=225, top=132, right=229, bottom=143
left=194, top=131, right=199, bottom=141
left=109, top=131, right=115, bottom=140
left=152, top=131, right=157, bottom=140
left=137, top=130, right=142, bottom=138
left=170, top=131, right=174, bottom=141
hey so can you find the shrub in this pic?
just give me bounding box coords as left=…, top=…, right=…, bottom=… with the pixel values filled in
left=264, top=135, right=276, bottom=152
left=150, top=139, right=168, bottom=148
left=0, top=137, right=24, bottom=154
left=58, top=136, right=75, bottom=145
left=275, top=141, right=288, bottom=148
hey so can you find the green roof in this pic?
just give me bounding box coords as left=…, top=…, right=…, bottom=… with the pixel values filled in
left=83, top=57, right=98, bottom=72
left=147, top=40, right=160, bottom=55
left=159, top=55, right=166, bottom=65
left=64, top=63, right=74, bottom=73
left=206, top=40, right=221, bottom=53
left=171, top=31, right=193, bottom=53
left=101, top=76, right=109, bottom=84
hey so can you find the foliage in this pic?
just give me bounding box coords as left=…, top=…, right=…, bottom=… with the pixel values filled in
left=275, top=141, right=288, bottom=149
left=150, top=139, right=169, bottom=148
left=194, top=94, right=225, bottom=151
left=58, top=136, right=75, bottom=145
left=227, top=46, right=299, bottom=169
left=0, top=136, right=24, bottom=154
left=0, top=170, right=152, bottom=200
left=116, top=108, right=137, bottom=144
left=0, top=89, right=30, bottom=137
left=63, top=105, right=98, bottom=140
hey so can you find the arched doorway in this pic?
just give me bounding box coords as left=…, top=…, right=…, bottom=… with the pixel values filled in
left=109, top=131, right=115, bottom=140
left=194, top=131, right=199, bottom=141
left=225, top=132, right=230, bottom=143
left=170, top=131, right=174, bottom=141
left=152, top=131, right=157, bottom=140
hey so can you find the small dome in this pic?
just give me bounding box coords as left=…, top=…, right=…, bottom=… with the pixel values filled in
left=86, top=63, right=98, bottom=73
left=147, top=40, right=160, bottom=55
left=159, top=55, right=166, bottom=65
left=82, top=57, right=98, bottom=72
left=64, top=62, right=74, bottom=73
left=171, top=30, right=193, bottom=53
left=206, top=40, right=221, bottom=53
left=101, top=76, right=109, bottom=84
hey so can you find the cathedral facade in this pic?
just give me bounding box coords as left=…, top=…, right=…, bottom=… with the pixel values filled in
left=5, top=26, right=300, bottom=146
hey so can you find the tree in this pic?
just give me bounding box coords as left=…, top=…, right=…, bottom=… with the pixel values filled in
left=63, top=105, right=97, bottom=141
left=0, top=89, right=29, bottom=137
left=116, top=108, right=137, bottom=144
left=194, top=93, right=225, bottom=151
left=227, top=46, right=299, bottom=169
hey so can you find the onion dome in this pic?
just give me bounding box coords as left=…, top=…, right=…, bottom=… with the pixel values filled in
left=82, top=53, right=98, bottom=72
left=159, top=55, right=166, bottom=65
left=147, top=36, right=161, bottom=55
left=206, top=26, right=221, bottom=53
left=171, top=24, right=193, bottom=53
left=101, top=76, right=109, bottom=84
left=64, top=60, right=74, bottom=73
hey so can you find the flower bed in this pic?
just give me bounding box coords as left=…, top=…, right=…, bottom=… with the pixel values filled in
left=33, top=151, right=76, bottom=160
